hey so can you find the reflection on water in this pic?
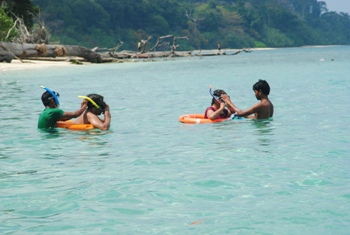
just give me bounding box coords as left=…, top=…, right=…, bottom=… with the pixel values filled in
left=38, top=128, right=60, bottom=135
left=252, top=119, right=275, bottom=147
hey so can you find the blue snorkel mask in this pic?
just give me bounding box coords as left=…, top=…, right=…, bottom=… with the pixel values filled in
left=41, top=86, right=60, bottom=106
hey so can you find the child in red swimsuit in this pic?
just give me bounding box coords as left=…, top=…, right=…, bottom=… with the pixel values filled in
left=204, top=89, right=232, bottom=120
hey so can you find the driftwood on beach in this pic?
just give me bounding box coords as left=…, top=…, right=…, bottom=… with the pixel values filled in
left=1, top=19, right=252, bottom=64
left=0, top=42, right=102, bottom=63
left=0, top=41, right=191, bottom=63
left=98, top=50, right=193, bottom=59
left=0, top=41, right=252, bottom=64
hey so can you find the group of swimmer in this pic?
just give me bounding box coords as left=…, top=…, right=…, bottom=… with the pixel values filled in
left=38, top=89, right=111, bottom=130
left=205, top=79, right=273, bottom=120
left=37, top=79, right=273, bottom=130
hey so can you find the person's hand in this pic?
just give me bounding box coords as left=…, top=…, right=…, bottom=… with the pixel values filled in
left=81, top=99, right=88, bottom=108
left=219, top=101, right=226, bottom=110
left=221, top=94, right=231, bottom=104
left=104, top=103, right=110, bottom=113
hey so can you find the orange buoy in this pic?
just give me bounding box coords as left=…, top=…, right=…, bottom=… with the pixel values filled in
left=178, top=114, right=229, bottom=124
left=56, top=120, right=94, bottom=130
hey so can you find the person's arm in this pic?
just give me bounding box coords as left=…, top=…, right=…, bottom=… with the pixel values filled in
left=241, top=101, right=273, bottom=119
left=87, top=103, right=111, bottom=130
left=235, top=104, right=260, bottom=118
left=206, top=102, right=226, bottom=120
left=221, top=94, right=239, bottom=113
left=221, top=94, right=257, bottom=118
left=60, top=100, right=87, bottom=121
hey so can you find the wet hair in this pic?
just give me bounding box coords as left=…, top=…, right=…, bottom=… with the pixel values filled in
left=41, top=90, right=59, bottom=106
left=211, top=89, right=227, bottom=105
left=253, top=80, right=270, bottom=95
left=86, top=94, right=106, bottom=111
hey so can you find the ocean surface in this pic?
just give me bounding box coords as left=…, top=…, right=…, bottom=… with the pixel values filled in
left=1, top=46, right=349, bottom=234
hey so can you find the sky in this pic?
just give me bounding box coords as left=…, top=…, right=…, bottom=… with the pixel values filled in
left=324, top=0, right=350, bottom=14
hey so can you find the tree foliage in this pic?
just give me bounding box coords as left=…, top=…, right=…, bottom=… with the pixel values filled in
left=1, top=0, right=39, bottom=28
left=1, top=0, right=350, bottom=50
left=0, top=7, right=16, bottom=41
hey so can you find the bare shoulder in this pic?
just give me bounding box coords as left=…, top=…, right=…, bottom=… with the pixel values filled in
left=86, top=111, right=99, bottom=121
left=253, top=99, right=273, bottom=119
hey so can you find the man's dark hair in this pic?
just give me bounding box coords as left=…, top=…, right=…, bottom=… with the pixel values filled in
left=253, top=80, right=270, bottom=95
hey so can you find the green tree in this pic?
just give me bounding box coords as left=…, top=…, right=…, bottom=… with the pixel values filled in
left=28, top=0, right=350, bottom=49
left=0, top=7, right=17, bottom=41
left=3, top=0, right=39, bottom=29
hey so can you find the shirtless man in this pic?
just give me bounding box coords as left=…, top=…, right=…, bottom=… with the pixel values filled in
left=222, top=80, right=274, bottom=119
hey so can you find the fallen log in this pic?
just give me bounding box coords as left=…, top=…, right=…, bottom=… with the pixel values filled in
left=0, top=54, right=16, bottom=63
left=1, top=41, right=251, bottom=64
left=0, top=42, right=102, bottom=63
left=104, top=51, right=191, bottom=59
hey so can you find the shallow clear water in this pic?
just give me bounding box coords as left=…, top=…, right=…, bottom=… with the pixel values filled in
left=1, top=46, right=350, bottom=234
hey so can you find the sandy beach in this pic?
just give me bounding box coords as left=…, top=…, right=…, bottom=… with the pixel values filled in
left=0, top=48, right=273, bottom=72
left=0, top=48, right=278, bottom=71
left=1, top=46, right=334, bottom=73
left=0, top=59, right=82, bottom=72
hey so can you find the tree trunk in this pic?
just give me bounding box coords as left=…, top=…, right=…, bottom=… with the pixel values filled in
left=0, top=42, right=102, bottom=63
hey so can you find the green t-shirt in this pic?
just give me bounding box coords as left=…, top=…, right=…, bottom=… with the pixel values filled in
left=38, top=108, right=64, bottom=129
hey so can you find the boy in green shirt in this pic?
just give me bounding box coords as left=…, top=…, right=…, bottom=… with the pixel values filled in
left=38, top=87, right=87, bottom=129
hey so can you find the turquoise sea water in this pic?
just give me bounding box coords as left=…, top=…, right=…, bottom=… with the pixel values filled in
left=1, top=46, right=350, bottom=234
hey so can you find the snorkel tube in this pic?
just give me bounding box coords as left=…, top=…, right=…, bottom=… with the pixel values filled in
left=209, top=85, right=220, bottom=101
left=78, top=96, right=100, bottom=109
left=41, top=86, right=60, bottom=106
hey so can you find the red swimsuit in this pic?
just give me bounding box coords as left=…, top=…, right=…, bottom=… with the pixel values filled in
left=204, top=106, right=230, bottom=119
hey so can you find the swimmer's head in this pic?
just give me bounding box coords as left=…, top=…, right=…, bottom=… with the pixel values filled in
left=212, top=89, right=227, bottom=105
left=41, top=90, right=60, bottom=107
left=86, top=94, right=106, bottom=113
left=253, top=80, right=270, bottom=95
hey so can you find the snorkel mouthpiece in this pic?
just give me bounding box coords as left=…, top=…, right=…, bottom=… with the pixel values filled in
left=41, top=85, right=60, bottom=106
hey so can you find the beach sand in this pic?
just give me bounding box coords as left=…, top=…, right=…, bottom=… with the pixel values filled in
left=0, top=59, right=82, bottom=72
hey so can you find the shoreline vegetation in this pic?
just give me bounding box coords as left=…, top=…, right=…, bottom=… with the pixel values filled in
left=2, top=0, right=350, bottom=60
